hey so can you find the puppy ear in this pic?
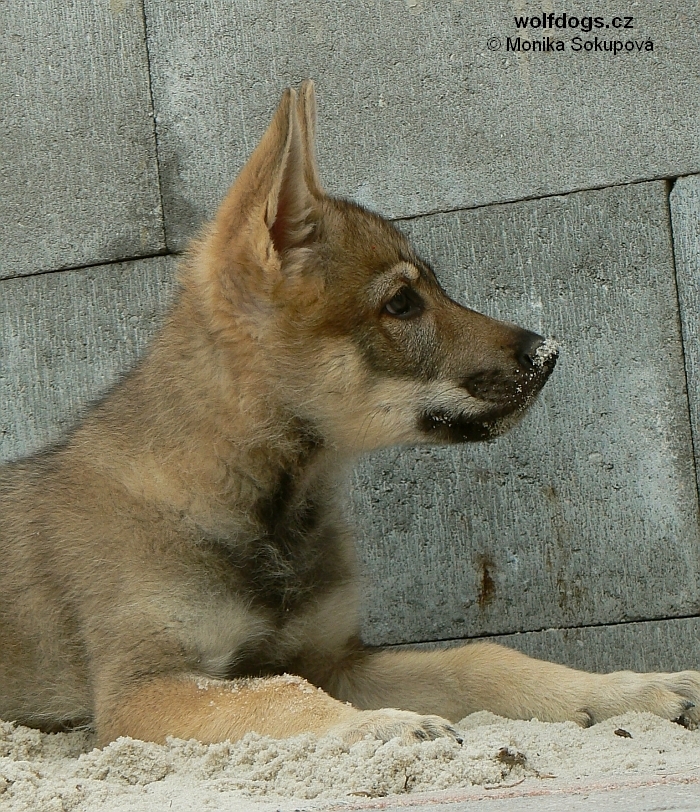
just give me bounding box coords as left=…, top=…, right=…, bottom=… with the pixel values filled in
left=295, top=80, right=324, bottom=199
left=211, top=86, right=317, bottom=259
left=266, top=86, right=319, bottom=255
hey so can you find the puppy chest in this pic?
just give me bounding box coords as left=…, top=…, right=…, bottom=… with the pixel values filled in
left=219, top=483, right=349, bottom=616
left=189, top=597, right=318, bottom=680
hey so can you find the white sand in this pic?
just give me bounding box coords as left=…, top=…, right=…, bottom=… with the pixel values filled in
left=2, top=711, right=700, bottom=811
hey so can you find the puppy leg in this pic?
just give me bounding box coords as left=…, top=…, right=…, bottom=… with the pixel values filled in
left=94, top=673, right=461, bottom=746
left=321, top=642, right=700, bottom=727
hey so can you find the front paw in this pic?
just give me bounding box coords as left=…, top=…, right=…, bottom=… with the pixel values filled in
left=582, top=670, right=700, bottom=727
left=329, top=708, right=463, bottom=745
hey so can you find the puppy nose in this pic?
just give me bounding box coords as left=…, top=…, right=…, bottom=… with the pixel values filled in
left=516, top=331, right=559, bottom=371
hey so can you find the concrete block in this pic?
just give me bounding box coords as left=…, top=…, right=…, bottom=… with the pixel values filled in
left=492, top=617, right=700, bottom=674
left=670, top=175, right=700, bottom=488
left=412, top=617, right=700, bottom=674
left=352, top=181, right=700, bottom=645
left=0, top=0, right=164, bottom=278
left=143, top=0, right=700, bottom=250
left=0, top=256, right=178, bottom=462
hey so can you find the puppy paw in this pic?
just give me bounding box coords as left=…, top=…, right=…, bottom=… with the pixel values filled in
left=329, top=708, right=462, bottom=745
left=583, top=670, right=700, bottom=727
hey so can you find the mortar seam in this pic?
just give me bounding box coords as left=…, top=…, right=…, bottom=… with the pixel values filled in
left=139, top=0, right=169, bottom=252
left=379, top=611, right=700, bottom=649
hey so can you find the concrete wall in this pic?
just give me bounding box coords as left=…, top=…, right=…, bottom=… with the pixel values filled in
left=1, top=0, right=699, bottom=672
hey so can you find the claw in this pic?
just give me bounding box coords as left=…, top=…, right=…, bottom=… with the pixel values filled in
left=674, top=699, right=697, bottom=728
left=576, top=708, right=594, bottom=728
left=414, top=729, right=429, bottom=741
left=441, top=724, right=463, bottom=744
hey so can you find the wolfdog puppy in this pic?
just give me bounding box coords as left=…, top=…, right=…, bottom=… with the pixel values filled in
left=1, top=82, right=698, bottom=745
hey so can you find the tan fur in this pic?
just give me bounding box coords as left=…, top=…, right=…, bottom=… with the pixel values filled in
left=1, top=82, right=699, bottom=747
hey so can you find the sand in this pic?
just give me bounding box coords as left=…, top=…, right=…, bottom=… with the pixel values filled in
left=2, top=711, right=700, bottom=811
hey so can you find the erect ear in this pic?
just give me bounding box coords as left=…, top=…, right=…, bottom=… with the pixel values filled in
left=211, top=85, right=319, bottom=261
left=295, top=80, right=324, bottom=199
left=266, top=85, right=320, bottom=255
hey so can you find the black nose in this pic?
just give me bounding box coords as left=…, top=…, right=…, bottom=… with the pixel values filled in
left=516, top=331, right=559, bottom=371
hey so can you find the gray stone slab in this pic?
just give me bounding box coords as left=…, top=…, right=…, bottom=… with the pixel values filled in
left=0, top=256, right=178, bottom=462
left=143, top=0, right=700, bottom=250
left=411, top=616, right=700, bottom=674
left=0, top=0, right=165, bottom=279
left=353, top=181, right=700, bottom=646
left=670, top=175, right=700, bottom=492
left=489, top=617, right=700, bottom=675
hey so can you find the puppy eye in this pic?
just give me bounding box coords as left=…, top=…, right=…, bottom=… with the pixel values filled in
left=384, top=288, right=422, bottom=319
